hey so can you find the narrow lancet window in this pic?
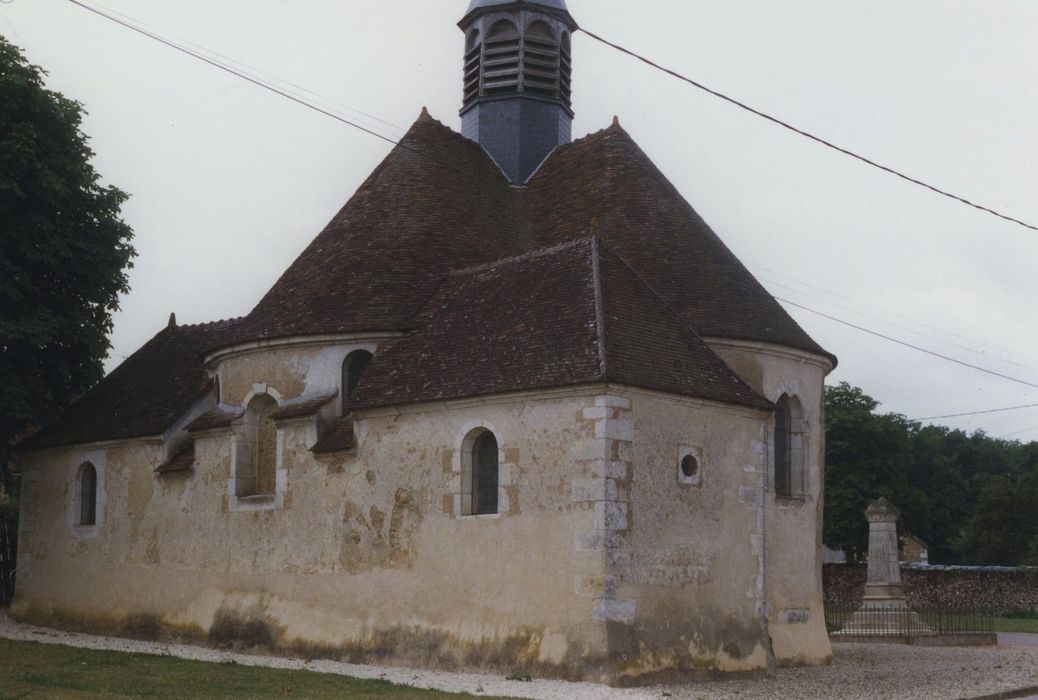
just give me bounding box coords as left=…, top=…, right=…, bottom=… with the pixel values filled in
left=472, top=431, right=499, bottom=515
left=78, top=462, right=97, bottom=526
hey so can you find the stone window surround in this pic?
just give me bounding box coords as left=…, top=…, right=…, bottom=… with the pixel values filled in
left=769, top=380, right=809, bottom=502
left=677, top=445, right=704, bottom=487
left=228, top=384, right=288, bottom=513
left=450, top=419, right=514, bottom=518
left=67, top=452, right=105, bottom=539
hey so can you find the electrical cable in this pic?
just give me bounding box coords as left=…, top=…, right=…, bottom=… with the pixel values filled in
left=998, top=424, right=1038, bottom=439
left=64, top=0, right=481, bottom=185
left=775, top=297, right=1038, bottom=391
left=758, top=275, right=1038, bottom=376
left=916, top=403, right=1038, bottom=421
left=750, top=263, right=1038, bottom=367
left=62, top=0, right=1038, bottom=422
left=579, top=28, right=1038, bottom=233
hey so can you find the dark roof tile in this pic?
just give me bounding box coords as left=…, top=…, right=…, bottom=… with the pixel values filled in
left=18, top=319, right=241, bottom=451
left=185, top=405, right=243, bottom=433
left=311, top=418, right=356, bottom=454
left=156, top=440, right=195, bottom=474
left=271, top=392, right=337, bottom=421
left=352, top=238, right=770, bottom=410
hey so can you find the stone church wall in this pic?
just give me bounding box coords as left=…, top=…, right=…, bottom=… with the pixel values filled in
left=708, top=339, right=833, bottom=668
left=14, top=339, right=836, bottom=683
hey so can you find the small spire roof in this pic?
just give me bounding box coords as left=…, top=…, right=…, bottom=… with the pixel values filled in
left=466, top=0, right=567, bottom=12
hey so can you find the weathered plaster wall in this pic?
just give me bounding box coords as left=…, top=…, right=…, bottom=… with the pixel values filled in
left=15, top=340, right=836, bottom=683
left=213, top=340, right=380, bottom=408
left=597, top=391, right=775, bottom=684
left=709, top=340, right=833, bottom=667
left=14, top=379, right=612, bottom=679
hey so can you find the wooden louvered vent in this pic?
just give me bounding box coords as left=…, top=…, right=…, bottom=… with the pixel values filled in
left=465, top=19, right=571, bottom=108
left=463, top=30, right=482, bottom=107
left=482, top=20, right=521, bottom=96
left=522, top=21, right=560, bottom=98
left=560, top=32, right=572, bottom=104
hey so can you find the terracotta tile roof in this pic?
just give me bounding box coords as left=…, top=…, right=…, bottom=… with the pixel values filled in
left=156, top=440, right=195, bottom=474
left=526, top=123, right=834, bottom=363
left=20, top=114, right=834, bottom=450
left=185, top=405, right=243, bottom=433
left=311, top=418, right=356, bottom=454
left=17, top=319, right=241, bottom=451
left=215, top=111, right=523, bottom=350
left=271, top=392, right=337, bottom=421
left=351, top=238, right=770, bottom=411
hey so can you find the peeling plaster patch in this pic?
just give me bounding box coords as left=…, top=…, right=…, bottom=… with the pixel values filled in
left=576, top=529, right=621, bottom=552
left=739, top=487, right=762, bottom=507
left=595, top=395, right=631, bottom=409
left=594, top=501, right=627, bottom=531
left=780, top=609, right=811, bottom=624
left=574, top=575, right=617, bottom=599
left=571, top=478, right=618, bottom=503
left=592, top=599, right=635, bottom=622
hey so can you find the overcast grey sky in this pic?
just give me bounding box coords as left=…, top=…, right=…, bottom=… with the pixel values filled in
left=3, top=0, right=1037, bottom=438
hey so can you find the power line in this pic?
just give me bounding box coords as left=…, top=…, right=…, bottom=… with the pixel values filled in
left=998, top=425, right=1038, bottom=440
left=775, top=297, right=1038, bottom=391
left=64, top=1, right=1038, bottom=417
left=916, top=403, right=1038, bottom=421
left=66, top=0, right=399, bottom=147
left=750, top=263, right=1038, bottom=367
left=579, top=28, right=1038, bottom=234
left=64, top=0, right=483, bottom=186
left=758, top=275, right=1038, bottom=376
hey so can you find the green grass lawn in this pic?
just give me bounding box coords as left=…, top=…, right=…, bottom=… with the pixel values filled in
left=0, top=639, right=517, bottom=699
left=994, top=617, right=1038, bottom=634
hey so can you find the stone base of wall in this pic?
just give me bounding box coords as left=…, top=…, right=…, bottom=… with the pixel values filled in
left=824, top=564, right=1038, bottom=614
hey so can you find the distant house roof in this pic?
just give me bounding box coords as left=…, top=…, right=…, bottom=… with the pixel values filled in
left=351, top=237, right=771, bottom=411
left=17, top=319, right=241, bottom=451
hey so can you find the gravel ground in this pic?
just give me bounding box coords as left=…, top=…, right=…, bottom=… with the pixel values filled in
left=2, top=612, right=1037, bottom=699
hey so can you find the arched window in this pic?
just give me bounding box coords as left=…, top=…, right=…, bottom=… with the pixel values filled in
left=238, top=394, right=278, bottom=498
left=472, top=431, right=499, bottom=515
left=341, top=350, right=374, bottom=414
left=773, top=394, right=806, bottom=498
left=78, top=462, right=97, bottom=526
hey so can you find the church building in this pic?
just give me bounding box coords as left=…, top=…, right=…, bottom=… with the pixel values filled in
left=14, top=0, right=836, bottom=685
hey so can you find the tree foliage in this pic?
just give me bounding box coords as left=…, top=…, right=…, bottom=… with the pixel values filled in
left=0, top=35, right=136, bottom=466
left=824, top=382, right=1038, bottom=565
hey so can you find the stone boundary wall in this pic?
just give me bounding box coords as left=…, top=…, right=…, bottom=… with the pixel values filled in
left=824, top=564, right=1038, bottom=614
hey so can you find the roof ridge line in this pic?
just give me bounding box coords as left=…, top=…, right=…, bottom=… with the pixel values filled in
left=173, top=316, right=246, bottom=331
left=595, top=239, right=771, bottom=408
left=449, top=237, right=592, bottom=277
left=590, top=237, right=609, bottom=378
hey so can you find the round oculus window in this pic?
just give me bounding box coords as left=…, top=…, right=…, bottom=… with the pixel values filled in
left=680, top=454, right=699, bottom=479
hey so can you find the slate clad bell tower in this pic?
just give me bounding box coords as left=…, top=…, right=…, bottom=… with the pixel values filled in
left=459, top=0, right=577, bottom=184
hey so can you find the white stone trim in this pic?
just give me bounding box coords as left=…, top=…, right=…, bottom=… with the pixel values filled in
left=677, top=445, right=704, bottom=486
left=228, top=387, right=287, bottom=513
left=203, top=332, right=401, bottom=367
left=703, top=337, right=835, bottom=373
left=451, top=420, right=507, bottom=518
left=767, top=384, right=810, bottom=499
left=67, top=451, right=105, bottom=540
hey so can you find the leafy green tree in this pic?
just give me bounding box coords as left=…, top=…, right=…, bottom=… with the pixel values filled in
left=957, top=472, right=1038, bottom=565
left=0, top=35, right=135, bottom=475
left=823, top=382, right=922, bottom=561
